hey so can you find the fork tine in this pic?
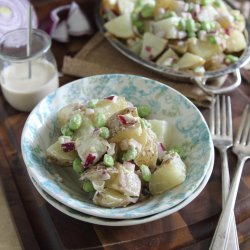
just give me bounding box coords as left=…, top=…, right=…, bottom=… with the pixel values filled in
left=210, top=96, right=215, bottom=135
left=215, top=95, right=221, bottom=135
left=235, top=105, right=250, bottom=144
left=227, top=96, right=233, bottom=138
left=222, top=95, right=226, bottom=136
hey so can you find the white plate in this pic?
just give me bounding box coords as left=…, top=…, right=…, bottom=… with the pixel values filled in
left=29, top=149, right=214, bottom=226
left=21, top=74, right=213, bottom=219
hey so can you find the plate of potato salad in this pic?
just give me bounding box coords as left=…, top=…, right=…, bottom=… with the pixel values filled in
left=21, top=74, right=213, bottom=219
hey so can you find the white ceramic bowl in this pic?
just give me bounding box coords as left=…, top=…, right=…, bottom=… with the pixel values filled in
left=21, top=74, right=213, bottom=219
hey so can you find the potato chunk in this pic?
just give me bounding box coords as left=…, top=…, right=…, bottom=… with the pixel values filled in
left=149, top=152, right=186, bottom=195
left=107, top=107, right=142, bottom=143
left=46, top=141, right=78, bottom=167
left=134, top=128, right=158, bottom=169
left=175, top=52, right=205, bottom=70
left=225, top=30, right=247, bottom=53
left=93, top=188, right=138, bottom=208
left=104, top=13, right=134, bottom=38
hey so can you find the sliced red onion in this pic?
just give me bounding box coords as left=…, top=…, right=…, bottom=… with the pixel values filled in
left=51, top=20, right=69, bottom=43
left=0, top=0, right=38, bottom=38
left=104, top=95, right=116, bottom=101
left=84, top=153, right=97, bottom=167
left=61, top=142, right=75, bottom=152
left=67, top=1, right=92, bottom=36
left=157, top=142, right=166, bottom=160
left=118, top=114, right=137, bottom=125
left=48, top=1, right=92, bottom=43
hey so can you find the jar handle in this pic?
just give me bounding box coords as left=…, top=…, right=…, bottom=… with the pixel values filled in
left=193, top=69, right=241, bottom=95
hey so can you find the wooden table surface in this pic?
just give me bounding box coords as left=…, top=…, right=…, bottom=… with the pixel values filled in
left=0, top=0, right=249, bottom=249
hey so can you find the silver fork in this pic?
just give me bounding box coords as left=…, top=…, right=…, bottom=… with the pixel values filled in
left=210, top=104, right=250, bottom=250
left=209, top=95, right=239, bottom=250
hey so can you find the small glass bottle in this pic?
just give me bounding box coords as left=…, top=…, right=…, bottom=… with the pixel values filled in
left=0, top=28, right=59, bottom=112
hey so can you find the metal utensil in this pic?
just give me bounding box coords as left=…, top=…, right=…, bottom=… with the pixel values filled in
left=27, top=4, right=32, bottom=78
left=209, top=95, right=239, bottom=249
left=210, top=104, right=250, bottom=250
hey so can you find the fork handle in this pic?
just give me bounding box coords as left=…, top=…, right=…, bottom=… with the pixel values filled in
left=209, top=158, right=246, bottom=250
left=220, top=150, right=239, bottom=250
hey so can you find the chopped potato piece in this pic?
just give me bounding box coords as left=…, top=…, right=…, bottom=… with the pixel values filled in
left=225, top=30, right=247, bottom=53
left=156, top=48, right=179, bottom=66
left=93, top=188, right=138, bottom=208
left=148, top=119, right=172, bottom=148
left=47, top=141, right=78, bottom=167
left=107, top=107, right=143, bottom=143
left=134, top=128, right=158, bottom=169
left=188, top=40, right=222, bottom=60
left=149, top=152, right=186, bottom=195
left=104, top=14, right=134, bottom=38
left=175, top=52, right=205, bottom=70
left=140, top=32, right=167, bottom=60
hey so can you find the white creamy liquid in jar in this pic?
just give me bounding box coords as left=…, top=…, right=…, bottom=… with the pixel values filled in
left=0, top=59, right=59, bottom=111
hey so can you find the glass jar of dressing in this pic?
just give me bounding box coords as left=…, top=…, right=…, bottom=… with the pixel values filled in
left=0, top=28, right=59, bottom=112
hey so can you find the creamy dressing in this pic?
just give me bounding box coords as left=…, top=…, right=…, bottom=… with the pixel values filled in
left=1, top=60, right=59, bottom=111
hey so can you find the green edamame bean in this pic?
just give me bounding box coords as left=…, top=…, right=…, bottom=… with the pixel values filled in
left=82, top=180, right=95, bottom=192
left=137, top=105, right=151, bottom=118
left=95, top=113, right=106, bottom=128
left=140, top=164, right=152, bottom=182
left=141, top=4, right=154, bottom=18
left=103, top=154, right=114, bottom=167
left=69, top=114, right=82, bottom=130
left=99, top=127, right=110, bottom=139
left=87, top=99, right=99, bottom=108
left=61, top=124, right=74, bottom=137
left=73, top=157, right=82, bottom=173
left=122, top=148, right=138, bottom=161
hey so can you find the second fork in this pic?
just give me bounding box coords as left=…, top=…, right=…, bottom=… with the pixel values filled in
left=210, top=95, right=239, bottom=250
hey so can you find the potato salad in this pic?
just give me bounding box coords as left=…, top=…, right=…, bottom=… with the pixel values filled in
left=102, top=0, right=247, bottom=74
left=46, top=95, right=187, bottom=208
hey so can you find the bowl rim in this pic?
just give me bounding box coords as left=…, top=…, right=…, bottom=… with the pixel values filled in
left=21, top=73, right=214, bottom=219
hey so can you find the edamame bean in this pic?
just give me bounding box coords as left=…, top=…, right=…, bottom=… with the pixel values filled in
left=61, top=124, right=74, bottom=137
left=137, top=105, right=151, bottom=118
left=87, top=99, right=99, bottom=108
left=208, top=36, right=217, bottom=44
left=69, top=114, right=82, bottom=130
left=99, top=127, right=110, bottom=139
left=73, top=157, right=82, bottom=173
left=103, top=154, right=114, bottom=167
left=95, top=113, right=106, bottom=128
left=186, top=19, right=196, bottom=33
left=201, top=0, right=212, bottom=6
left=82, top=180, right=95, bottom=192
left=122, top=148, right=138, bottom=161
left=140, top=164, right=152, bottom=182
left=141, top=4, right=154, bottom=18
left=226, top=54, right=238, bottom=63
left=201, top=21, right=211, bottom=31
left=178, top=19, right=186, bottom=31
